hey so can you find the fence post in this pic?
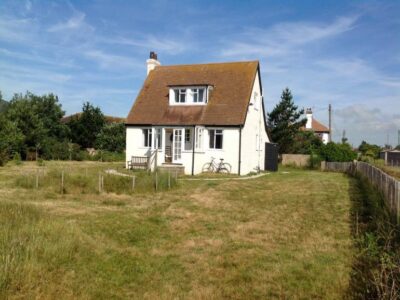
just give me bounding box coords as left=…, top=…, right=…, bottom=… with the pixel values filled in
left=321, top=161, right=326, bottom=171
left=98, top=172, right=102, bottom=193
left=155, top=171, right=158, bottom=191
left=132, top=176, right=135, bottom=191
left=61, top=170, right=64, bottom=194
left=35, top=169, right=39, bottom=189
left=397, top=181, right=400, bottom=224
left=168, top=171, right=171, bottom=189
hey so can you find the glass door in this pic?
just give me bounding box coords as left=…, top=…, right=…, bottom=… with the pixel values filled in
left=173, top=129, right=182, bottom=162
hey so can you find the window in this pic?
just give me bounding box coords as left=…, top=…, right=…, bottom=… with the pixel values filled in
left=155, top=128, right=162, bottom=149
left=195, top=127, right=204, bottom=151
left=174, top=89, right=186, bottom=103
left=143, top=129, right=152, bottom=147
left=192, top=88, right=205, bottom=103
left=209, top=129, right=223, bottom=149
left=184, top=129, right=192, bottom=151
left=170, top=86, right=208, bottom=105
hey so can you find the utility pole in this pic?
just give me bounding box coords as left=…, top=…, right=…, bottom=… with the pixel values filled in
left=328, top=104, right=332, bottom=142
left=398, top=129, right=400, bottom=146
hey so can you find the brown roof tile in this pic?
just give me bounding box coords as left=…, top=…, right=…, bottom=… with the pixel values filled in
left=126, top=61, right=259, bottom=126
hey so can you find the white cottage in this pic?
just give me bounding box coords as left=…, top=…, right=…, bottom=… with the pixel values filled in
left=125, top=52, right=270, bottom=175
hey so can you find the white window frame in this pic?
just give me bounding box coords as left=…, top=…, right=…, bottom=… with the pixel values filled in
left=142, top=128, right=152, bottom=148
left=169, top=86, right=208, bottom=106
left=155, top=128, right=162, bottom=149
left=195, top=126, right=204, bottom=151
left=209, top=129, right=223, bottom=150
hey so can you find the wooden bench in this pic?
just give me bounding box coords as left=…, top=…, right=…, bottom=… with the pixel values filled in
left=127, top=156, right=149, bottom=170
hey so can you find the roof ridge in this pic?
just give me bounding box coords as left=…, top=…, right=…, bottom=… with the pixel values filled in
left=157, top=60, right=259, bottom=68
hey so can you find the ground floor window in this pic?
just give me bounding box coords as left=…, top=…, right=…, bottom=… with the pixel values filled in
left=143, top=128, right=152, bottom=147
left=184, top=128, right=192, bottom=151
left=155, top=128, right=162, bottom=149
left=209, top=129, right=223, bottom=149
left=195, top=127, right=204, bottom=151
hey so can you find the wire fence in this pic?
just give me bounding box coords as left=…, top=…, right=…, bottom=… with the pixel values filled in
left=323, top=161, right=400, bottom=221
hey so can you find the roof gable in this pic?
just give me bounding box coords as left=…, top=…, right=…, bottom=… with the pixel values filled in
left=126, top=61, right=259, bottom=126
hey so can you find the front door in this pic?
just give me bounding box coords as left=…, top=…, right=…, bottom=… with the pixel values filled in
left=172, top=129, right=182, bottom=163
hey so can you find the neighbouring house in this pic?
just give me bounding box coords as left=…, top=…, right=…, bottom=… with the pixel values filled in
left=380, top=149, right=400, bottom=166
left=125, top=52, right=270, bottom=175
left=303, top=108, right=330, bottom=144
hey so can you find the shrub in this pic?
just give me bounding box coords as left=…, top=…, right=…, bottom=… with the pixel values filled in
left=12, top=152, right=22, bottom=165
left=0, top=150, right=8, bottom=166
left=319, top=142, right=357, bottom=162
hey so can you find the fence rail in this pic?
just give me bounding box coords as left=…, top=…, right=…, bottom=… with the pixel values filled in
left=323, top=161, right=400, bottom=221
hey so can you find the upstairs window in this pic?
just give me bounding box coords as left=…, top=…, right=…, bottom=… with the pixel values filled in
left=170, top=86, right=208, bottom=105
left=209, top=129, right=223, bottom=150
left=174, top=89, right=186, bottom=103
left=143, top=129, right=152, bottom=147
left=192, top=88, right=205, bottom=103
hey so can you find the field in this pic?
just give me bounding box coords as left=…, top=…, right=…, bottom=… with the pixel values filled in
left=0, top=162, right=356, bottom=299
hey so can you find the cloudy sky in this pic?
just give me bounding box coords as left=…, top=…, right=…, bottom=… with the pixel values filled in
left=0, top=0, right=399, bottom=146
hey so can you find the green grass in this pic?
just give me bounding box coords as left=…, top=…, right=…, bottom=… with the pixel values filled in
left=0, top=162, right=355, bottom=299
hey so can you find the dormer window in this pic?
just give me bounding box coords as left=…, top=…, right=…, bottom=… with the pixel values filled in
left=169, top=86, right=208, bottom=105
left=174, top=89, right=186, bottom=103
left=192, top=88, right=205, bottom=103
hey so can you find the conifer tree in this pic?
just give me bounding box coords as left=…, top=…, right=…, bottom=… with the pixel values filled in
left=267, top=88, right=306, bottom=153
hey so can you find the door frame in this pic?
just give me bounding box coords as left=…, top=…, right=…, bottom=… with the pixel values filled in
left=172, top=128, right=183, bottom=163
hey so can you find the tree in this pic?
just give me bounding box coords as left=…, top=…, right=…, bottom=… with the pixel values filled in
left=267, top=88, right=306, bottom=153
left=5, top=92, right=69, bottom=157
left=95, top=123, right=125, bottom=152
left=291, top=131, right=323, bottom=154
left=68, top=102, right=106, bottom=148
left=358, top=140, right=381, bottom=159
left=0, top=91, right=9, bottom=114
left=0, top=115, right=24, bottom=165
left=319, top=142, right=357, bottom=162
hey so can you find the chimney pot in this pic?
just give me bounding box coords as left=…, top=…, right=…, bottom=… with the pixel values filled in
left=146, top=51, right=160, bottom=75
left=150, top=51, right=157, bottom=60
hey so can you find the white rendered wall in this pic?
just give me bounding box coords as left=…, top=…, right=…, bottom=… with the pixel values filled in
left=321, top=132, right=329, bottom=144
left=240, top=71, right=270, bottom=175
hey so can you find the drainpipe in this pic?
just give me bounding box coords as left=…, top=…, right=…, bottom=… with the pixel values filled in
left=191, top=125, right=196, bottom=176
left=238, top=126, right=242, bottom=175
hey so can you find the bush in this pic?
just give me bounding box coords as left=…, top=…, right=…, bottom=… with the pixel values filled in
left=12, top=152, right=22, bottom=165
left=0, top=150, right=8, bottom=166
left=319, top=142, right=357, bottom=162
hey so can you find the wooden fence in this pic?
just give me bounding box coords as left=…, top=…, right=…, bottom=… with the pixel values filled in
left=323, top=161, right=400, bottom=221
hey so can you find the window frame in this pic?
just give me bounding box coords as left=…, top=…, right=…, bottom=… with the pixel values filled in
left=142, top=128, right=152, bottom=148
left=155, top=128, right=162, bottom=149
left=195, top=126, right=204, bottom=151
left=169, top=86, right=208, bottom=106
left=208, top=129, right=223, bottom=150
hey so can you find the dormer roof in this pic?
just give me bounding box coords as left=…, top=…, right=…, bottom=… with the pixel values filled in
left=126, top=61, right=259, bottom=126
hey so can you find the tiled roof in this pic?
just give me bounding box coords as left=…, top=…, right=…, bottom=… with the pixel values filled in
left=126, top=61, right=259, bottom=126
left=311, top=118, right=330, bottom=132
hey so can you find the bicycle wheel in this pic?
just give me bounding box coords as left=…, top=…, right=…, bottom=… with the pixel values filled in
left=202, top=162, right=215, bottom=173
left=219, top=163, right=232, bottom=174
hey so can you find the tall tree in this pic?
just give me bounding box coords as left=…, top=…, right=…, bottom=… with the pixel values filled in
left=267, top=88, right=306, bottom=153
left=68, top=102, right=106, bottom=148
left=95, top=123, right=125, bottom=152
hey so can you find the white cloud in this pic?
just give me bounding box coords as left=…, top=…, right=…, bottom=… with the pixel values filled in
left=48, top=11, right=92, bottom=32
left=84, top=50, right=141, bottom=70
left=221, top=15, right=359, bottom=58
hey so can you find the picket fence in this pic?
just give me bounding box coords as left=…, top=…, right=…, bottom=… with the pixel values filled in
left=323, top=161, right=400, bottom=221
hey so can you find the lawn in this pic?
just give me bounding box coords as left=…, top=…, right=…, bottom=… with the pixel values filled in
left=0, top=162, right=355, bottom=299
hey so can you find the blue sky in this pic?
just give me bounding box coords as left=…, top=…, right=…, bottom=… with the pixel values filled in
left=0, top=0, right=399, bottom=146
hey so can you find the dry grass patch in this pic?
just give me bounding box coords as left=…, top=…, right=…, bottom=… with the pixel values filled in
left=0, top=162, right=356, bottom=299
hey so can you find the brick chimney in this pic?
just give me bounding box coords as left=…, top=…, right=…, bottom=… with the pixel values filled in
left=146, top=51, right=160, bottom=75
left=305, top=108, right=313, bottom=129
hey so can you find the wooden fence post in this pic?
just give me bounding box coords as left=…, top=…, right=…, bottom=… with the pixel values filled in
left=61, top=170, right=64, bottom=194
left=168, top=171, right=171, bottom=189
left=155, top=171, right=158, bottom=191
left=98, top=172, right=102, bottom=193
left=35, top=169, right=39, bottom=189
left=132, top=176, right=136, bottom=191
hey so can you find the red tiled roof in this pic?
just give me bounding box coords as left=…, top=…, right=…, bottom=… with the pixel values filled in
left=126, top=61, right=259, bottom=126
